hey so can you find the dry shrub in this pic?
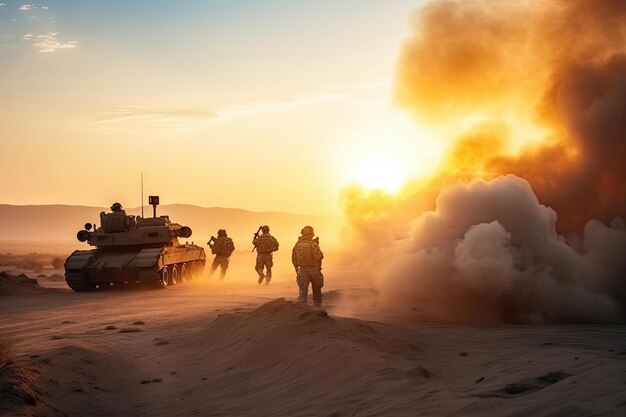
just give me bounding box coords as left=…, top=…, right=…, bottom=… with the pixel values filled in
left=51, top=257, right=64, bottom=269
left=18, top=257, right=44, bottom=272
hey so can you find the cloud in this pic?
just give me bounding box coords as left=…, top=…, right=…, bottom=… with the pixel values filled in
left=90, top=83, right=380, bottom=130
left=30, top=32, right=77, bottom=52
left=214, top=92, right=342, bottom=121
left=0, top=3, right=7, bottom=8
left=90, top=95, right=335, bottom=131
left=92, top=106, right=217, bottom=127
left=19, top=4, right=33, bottom=11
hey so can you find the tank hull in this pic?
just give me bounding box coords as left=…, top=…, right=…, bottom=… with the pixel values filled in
left=64, top=244, right=205, bottom=291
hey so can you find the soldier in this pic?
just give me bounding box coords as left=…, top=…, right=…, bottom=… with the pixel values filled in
left=252, top=225, right=279, bottom=285
left=292, top=226, right=324, bottom=307
left=110, top=202, right=126, bottom=214
left=208, top=229, right=235, bottom=280
left=101, top=202, right=131, bottom=232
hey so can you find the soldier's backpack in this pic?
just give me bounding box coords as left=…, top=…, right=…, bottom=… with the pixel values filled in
left=212, top=237, right=235, bottom=256
left=293, top=240, right=321, bottom=268
left=256, top=235, right=278, bottom=254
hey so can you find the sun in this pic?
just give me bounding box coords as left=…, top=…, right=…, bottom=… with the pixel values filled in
left=333, top=108, right=444, bottom=194
left=353, top=156, right=406, bottom=192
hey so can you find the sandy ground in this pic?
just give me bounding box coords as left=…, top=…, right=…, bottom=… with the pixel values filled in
left=1, top=263, right=626, bottom=417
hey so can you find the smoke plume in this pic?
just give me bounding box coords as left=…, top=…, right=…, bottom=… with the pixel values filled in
left=381, top=176, right=625, bottom=323
left=341, top=0, right=626, bottom=323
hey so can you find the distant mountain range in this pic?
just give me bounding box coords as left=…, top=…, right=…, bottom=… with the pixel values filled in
left=0, top=204, right=343, bottom=247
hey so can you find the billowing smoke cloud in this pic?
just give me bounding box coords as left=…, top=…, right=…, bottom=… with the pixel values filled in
left=395, top=0, right=626, bottom=233
left=381, top=176, right=625, bottom=323
left=340, top=0, right=626, bottom=323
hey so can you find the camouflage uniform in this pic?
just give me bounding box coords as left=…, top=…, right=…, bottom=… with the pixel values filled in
left=253, top=233, right=279, bottom=284
left=208, top=234, right=235, bottom=280
left=292, top=235, right=324, bottom=307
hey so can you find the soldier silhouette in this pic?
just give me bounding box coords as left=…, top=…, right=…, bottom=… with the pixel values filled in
left=252, top=225, right=279, bottom=285
left=292, top=226, right=324, bottom=307
left=208, top=229, right=235, bottom=280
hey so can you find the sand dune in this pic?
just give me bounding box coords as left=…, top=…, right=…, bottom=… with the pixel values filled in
left=0, top=272, right=62, bottom=296
left=1, top=287, right=624, bottom=417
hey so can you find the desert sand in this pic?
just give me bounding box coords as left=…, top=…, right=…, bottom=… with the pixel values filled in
left=1, top=263, right=625, bottom=417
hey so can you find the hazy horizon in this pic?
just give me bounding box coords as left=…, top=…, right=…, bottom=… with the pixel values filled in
left=0, top=201, right=344, bottom=217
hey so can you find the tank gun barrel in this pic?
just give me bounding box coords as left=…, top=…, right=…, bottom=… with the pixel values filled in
left=171, top=225, right=192, bottom=239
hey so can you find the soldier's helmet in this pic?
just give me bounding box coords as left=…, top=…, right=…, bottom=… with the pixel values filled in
left=261, top=225, right=270, bottom=233
left=301, top=225, right=315, bottom=237
left=110, top=202, right=123, bottom=212
left=217, top=229, right=227, bottom=237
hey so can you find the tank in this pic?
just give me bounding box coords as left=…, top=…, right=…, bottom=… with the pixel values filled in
left=64, top=196, right=206, bottom=291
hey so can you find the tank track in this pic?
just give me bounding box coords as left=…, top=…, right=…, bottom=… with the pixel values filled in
left=65, top=271, right=96, bottom=292
left=65, top=260, right=206, bottom=292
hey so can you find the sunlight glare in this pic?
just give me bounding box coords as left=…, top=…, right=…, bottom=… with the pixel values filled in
left=353, top=156, right=406, bottom=192
left=334, top=107, right=444, bottom=194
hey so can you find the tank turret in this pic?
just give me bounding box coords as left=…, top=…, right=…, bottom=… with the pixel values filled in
left=64, top=196, right=206, bottom=292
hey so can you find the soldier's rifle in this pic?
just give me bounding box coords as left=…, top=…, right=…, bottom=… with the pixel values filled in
left=251, top=226, right=262, bottom=253
left=207, top=236, right=216, bottom=246
left=314, top=236, right=322, bottom=269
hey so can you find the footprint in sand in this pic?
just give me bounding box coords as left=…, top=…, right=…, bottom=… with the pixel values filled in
left=118, top=327, right=142, bottom=333
left=476, top=371, right=572, bottom=398
left=140, top=378, right=163, bottom=384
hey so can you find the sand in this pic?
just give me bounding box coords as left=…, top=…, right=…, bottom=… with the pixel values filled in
left=1, top=271, right=625, bottom=416
left=0, top=272, right=63, bottom=296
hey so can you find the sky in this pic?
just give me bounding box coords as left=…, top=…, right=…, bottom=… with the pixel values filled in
left=0, top=0, right=445, bottom=215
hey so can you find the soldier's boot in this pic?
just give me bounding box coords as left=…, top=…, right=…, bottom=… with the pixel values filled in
left=265, top=268, right=272, bottom=285
left=219, top=267, right=227, bottom=281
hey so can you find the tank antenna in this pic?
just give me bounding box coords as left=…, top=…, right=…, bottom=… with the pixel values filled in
left=141, top=173, right=144, bottom=218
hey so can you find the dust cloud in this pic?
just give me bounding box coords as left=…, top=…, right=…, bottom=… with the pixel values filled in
left=379, top=176, right=625, bottom=323
left=339, top=0, right=626, bottom=323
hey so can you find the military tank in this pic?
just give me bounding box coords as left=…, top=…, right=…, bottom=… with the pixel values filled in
left=64, top=196, right=206, bottom=291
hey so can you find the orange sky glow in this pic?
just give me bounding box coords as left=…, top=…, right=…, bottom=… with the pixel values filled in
left=0, top=0, right=446, bottom=215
